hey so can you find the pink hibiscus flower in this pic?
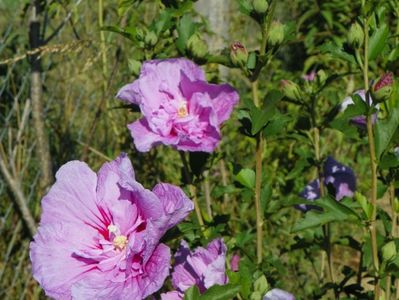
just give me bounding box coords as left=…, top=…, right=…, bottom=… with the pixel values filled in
left=117, top=58, right=239, bottom=152
left=30, top=153, right=193, bottom=299
left=161, top=239, right=228, bottom=299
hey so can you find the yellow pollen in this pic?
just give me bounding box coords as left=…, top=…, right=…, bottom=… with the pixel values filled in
left=113, top=235, right=128, bottom=251
left=177, top=103, right=188, bottom=118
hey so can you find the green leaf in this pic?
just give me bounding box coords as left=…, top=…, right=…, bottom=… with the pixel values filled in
left=153, top=9, right=173, bottom=35
left=292, top=197, right=360, bottom=232
left=253, top=275, right=269, bottom=294
left=176, top=15, right=196, bottom=53
left=375, top=103, right=399, bottom=159
left=368, top=24, right=389, bottom=61
left=184, top=285, right=200, bottom=300
left=200, top=284, right=241, bottom=300
left=236, top=168, right=256, bottom=189
left=247, top=52, right=257, bottom=69
left=319, top=42, right=356, bottom=64
left=101, top=25, right=136, bottom=41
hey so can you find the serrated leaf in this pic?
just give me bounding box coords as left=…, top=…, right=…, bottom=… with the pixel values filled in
left=200, top=284, right=241, bottom=300
left=368, top=24, right=389, bottom=61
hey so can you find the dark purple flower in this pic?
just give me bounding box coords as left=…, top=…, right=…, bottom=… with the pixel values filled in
left=263, top=288, right=295, bottom=300
left=161, top=239, right=228, bottom=299
left=297, top=156, right=356, bottom=212
left=117, top=58, right=239, bottom=152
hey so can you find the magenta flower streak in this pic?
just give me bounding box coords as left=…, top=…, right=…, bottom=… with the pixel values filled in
left=117, top=58, right=239, bottom=152
left=30, top=153, right=193, bottom=299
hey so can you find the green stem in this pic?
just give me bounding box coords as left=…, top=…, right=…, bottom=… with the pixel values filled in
left=387, top=184, right=398, bottom=299
left=314, top=128, right=336, bottom=288
left=363, top=16, right=380, bottom=299
left=179, top=152, right=205, bottom=230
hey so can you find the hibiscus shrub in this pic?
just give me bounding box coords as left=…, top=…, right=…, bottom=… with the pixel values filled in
left=1, top=0, right=399, bottom=299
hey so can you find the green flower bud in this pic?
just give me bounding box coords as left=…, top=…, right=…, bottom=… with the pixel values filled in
left=268, top=22, right=285, bottom=47
left=348, top=23, right=364, bottom=48
left=382, top=241, right=396, bottom=261
left=230, top=41, right=248, bottom=67
left=371, top=72, right=394, bottom=103
left=136, top=28, right=145, bottom=41
left=280, top=80, right=303, bottom=101
left=316, top=69, right=327, bottom=86
left=187, top=34, right=208, bottom=59
left=252, top=0, right=268, bottom=14
left=144, top=31, right=158, bottom=47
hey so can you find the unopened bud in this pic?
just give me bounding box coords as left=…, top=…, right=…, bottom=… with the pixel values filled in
left=280, top=80, right=303, bottom=101
left=348, top=23, right=364, bottom=48
left=268, top=22, right=285, bottom=47
left=252, top=0, right=268, bottom=14
left=230, top=41, right=248, bottom=67
left=144, top=31, right=158, bottom=47
left=382, top=241, right=397, bottom=261
left=371, top=72, right=394, bottom=103
left=187, top=34, right=208, bottom=59
left=316, top=69, right=327, bottom=86
left=136, top=28, right=145, bottom=41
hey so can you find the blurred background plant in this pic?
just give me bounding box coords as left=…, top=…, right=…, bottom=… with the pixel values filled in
left=1, top=0, right=399, bottom=299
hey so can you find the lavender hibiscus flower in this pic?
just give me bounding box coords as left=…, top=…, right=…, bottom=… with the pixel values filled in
left=117, top=58, right=239, bottom=152
left=30, top=153, right=193, bottom=299
left=161, top=239, right=228, bottom=299
left=297, top=156, right=356, bottom=212
left=263, top=288, right=295, bottom=300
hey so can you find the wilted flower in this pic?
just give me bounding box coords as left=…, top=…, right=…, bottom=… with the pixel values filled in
left=297, top=156, right=356, bottom=212
left=30, top=153, right=193, bottom=299
left=117, top=58, right=239, bottom=152
left=340, top=89, right=377, bottom=126
left=263, top=288, right=295, bottom=300
left=371, top=72, right=394, bottom=103
left=161, top=239, right=228, bottom=299
left=230, top=253, right=240, bottom=272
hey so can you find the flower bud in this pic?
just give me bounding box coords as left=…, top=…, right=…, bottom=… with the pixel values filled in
left=268, top=22, right=285, bottom=47
left=187, top=34, right=208, bottom=59
left=371, top=72, right=394, bottom=103
left=280, top=80, right=303, bottom=101
left=316, top=69, right=327, bottom=86
left=382, top=241, right=397, bottom=261
left=252, top=0, right=268, bottom=14
left=144, top=31, right=158, bottom=47
left=230, top=41, right=248, bottom=67
left=347, top=23, right=364, bottom=48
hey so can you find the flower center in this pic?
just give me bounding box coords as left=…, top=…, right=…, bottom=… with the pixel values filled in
left=177, top=102, right=188, bottom=118
left=113, top=235, right=128, bottom=251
